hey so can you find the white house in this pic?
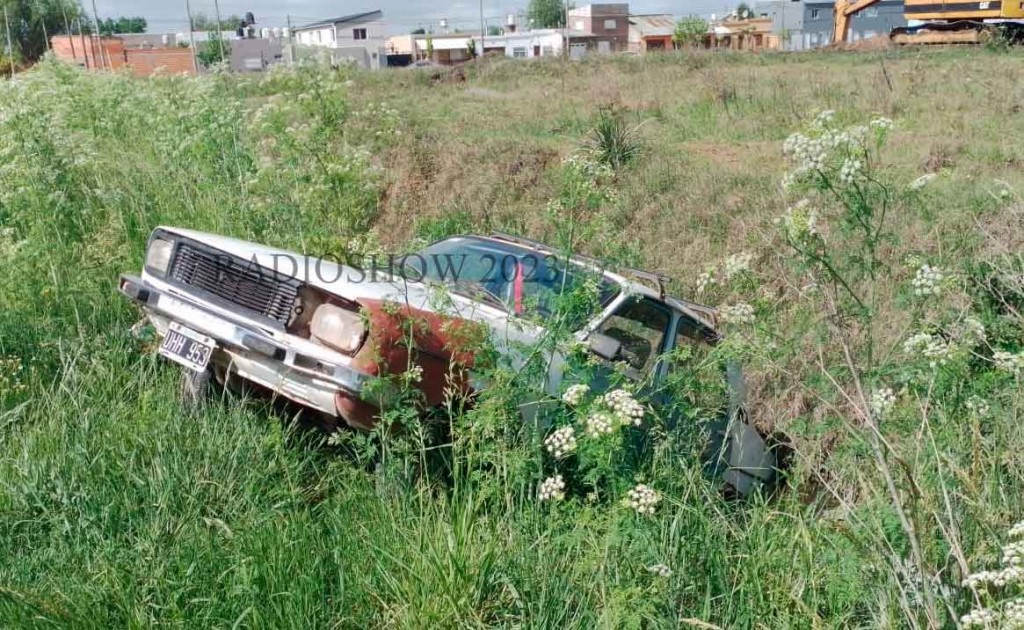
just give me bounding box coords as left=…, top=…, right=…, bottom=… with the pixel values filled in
left=472, top=29, right=565, bottom=59
left=293, top=10, right=387, bottom=69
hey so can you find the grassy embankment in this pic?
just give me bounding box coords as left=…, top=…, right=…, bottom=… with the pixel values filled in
left=2, top=48, right=1024, bottom=627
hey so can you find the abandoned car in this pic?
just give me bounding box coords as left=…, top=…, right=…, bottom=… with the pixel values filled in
left=119, top=228, right=782, bottom=495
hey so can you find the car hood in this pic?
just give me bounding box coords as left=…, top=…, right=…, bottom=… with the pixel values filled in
left=161, top=226, right=533, bottom=334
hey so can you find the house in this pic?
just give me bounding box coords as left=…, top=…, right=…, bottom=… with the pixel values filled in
left=754, top=1, right=806, bottom=49
left=386, top=29, right=565, bottom=65
left=473, top=30, right=565, bottom=59
left=566, top=4, right=630, bottom=57
left=702, top=15, right=781, bottom=50
left=292, top=10, right=387, bottom=69
left=628, top=14, right=676, bottom=52
left=755, top=0, right=906, bottom=49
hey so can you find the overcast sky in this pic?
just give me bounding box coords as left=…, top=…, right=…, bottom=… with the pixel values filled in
left=90, top=1, right=737, bottom=35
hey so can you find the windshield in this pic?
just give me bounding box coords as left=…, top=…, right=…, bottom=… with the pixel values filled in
left=406, top=236, right=620, bottom=322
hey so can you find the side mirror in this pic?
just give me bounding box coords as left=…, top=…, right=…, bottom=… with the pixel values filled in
left=587, top=332, right=621, bottom=362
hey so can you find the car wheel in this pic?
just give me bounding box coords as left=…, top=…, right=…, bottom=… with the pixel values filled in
left=179, top=367, right=214, bottom=412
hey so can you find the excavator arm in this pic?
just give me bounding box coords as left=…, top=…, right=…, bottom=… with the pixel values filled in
left=833, top=0, right=884, bottom=44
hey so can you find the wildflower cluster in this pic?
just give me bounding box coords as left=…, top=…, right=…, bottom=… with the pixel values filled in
left=961, top=519, right=1024, bottom=627
left=695, top=270, right=717, bottom=294
left=539, top=475, right=566, bottom=502
left=966, top=396, right=991, bottom=418
left=0, top=356, right=27, bottom=396
left=902, top=332, right=953, bottom=369
left=599, top=389, right=645, bottom=427
left=585, top=411, right=616, bottom=437
left=561, top=383, right=590, bottom=406
left=723, top=252, right=753, bottom=280
left=720, top=302, right=755, bottom=325
left=626, top=483, right=661, bottom=515
left=782, top=111, right=886, bottom=192
left=646, top=563, right=672, bottom=578
left=911, top=263, right=944, bottom=297
left=777, top=199, right=821, bottom=245
left=544, top=426, right=577, bottom=459
left=994, top=350, right=1024, bottom=375
left=869, top=387, right=897, bottom=419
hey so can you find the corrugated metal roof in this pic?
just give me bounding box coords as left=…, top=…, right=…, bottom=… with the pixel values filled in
left=296, top=10, right=382, bottom=31
left=628, top=14, right=676, bottom=37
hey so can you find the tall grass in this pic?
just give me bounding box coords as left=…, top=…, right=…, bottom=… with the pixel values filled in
left=1, top=50, right=1024, bottom=627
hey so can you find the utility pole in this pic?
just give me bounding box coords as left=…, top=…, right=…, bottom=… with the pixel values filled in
left=89, top=0, right=108, bottom=69
left=213, top=0, right=226, bottom=62
left=479, top=0, right=485, bottom=58
left=62, top=6, right=78, bottom=63
left=286, top=15, right=294, bottom=65
left=3, top=5, right=14, bottom=77
left=184, top=0, right=198, bottom=72
left=564, top=0, right=570, bottom=59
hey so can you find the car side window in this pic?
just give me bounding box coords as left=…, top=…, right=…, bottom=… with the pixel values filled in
left=662, top=313, right=727, bottom=416
left=594, top=296, right=671, bottom=375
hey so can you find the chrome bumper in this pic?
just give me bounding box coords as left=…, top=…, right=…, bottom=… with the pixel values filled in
left=118, top=274, right=372, bottom=398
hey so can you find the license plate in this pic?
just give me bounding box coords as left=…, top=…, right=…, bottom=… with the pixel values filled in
left=159, top=322, right=216, bottom=373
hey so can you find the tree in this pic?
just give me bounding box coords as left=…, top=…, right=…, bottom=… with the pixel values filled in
left=98, top=16, right=147, bottom=36
left=2, top=0, right=83, bottom=63
left=672, top=16, right=707, bottom=48
left=196, top=32, right=229, bottom=67
left=189, top=12, right=240, bottom=31
left=735, top=2, right=753, bottom=19
left=486, top=25, right=501, bottom=36
left=410, top=27, right=425, bottom=34
left=527, top=0, right=568, bottom=29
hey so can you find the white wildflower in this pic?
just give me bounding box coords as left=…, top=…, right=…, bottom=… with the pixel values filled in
left=812, top=109, right=835, bottom=129
left=902, top=331, right=953, bottom=369
left=561, top=383, right=590, bottom=406
left=869, top=387, right=897, bottom=418
left=724, top=252, right=753, bottom=280
left=646, top=563, right=672, bottom=578
left=961, top=607, right=998, bottom=628
left=966, top=396, right=991, bottom=418
left=777, top=199, right=819, bottom=243
left=405, top=364, right=423, bottom=384
left=601, top=389, right=645, bottom=427
left=696, top=270, right=717, bottom=294
left=539, top=475, right=566, bottom=502
left=957, top=317, right=987, bottom=346
left=839, top=157, right=864, bottom=185
left=912, top=263, right=944, bottom=297
left=1010, top=521, right=1024, bottom=539
left=994, top=350, right=1024, bottom=375
left=1005, top=599, right=1024, bottom=626
left=1004, top=541, right=1024, bottom=566
left=870, top=116, right=894, bottom=131
left=544, top=426, right=577, bottom=459
left=909, top=173, right=937, bottom=191
left=720, top=302, right=755, bottom=325
left=626, top=483, right=661, bottom=515
left=585, top=411, right=615, bottom=437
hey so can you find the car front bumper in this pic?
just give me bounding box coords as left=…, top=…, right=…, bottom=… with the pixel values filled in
left=119, top=274, right=376, bottom=417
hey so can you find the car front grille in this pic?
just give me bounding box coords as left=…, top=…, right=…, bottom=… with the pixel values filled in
left=169, top=242, right=299, bottom=326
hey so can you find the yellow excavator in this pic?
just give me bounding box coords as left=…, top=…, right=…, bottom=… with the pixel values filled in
left=834, top=0, right=1024, bottom=44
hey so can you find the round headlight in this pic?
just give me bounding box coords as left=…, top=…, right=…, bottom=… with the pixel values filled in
left=145, top=238, right=174, bottom=276
left=310, top=303, right=366, bottom=354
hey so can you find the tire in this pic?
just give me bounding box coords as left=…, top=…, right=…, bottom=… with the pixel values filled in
left=179, top=367, right=214, bottom=413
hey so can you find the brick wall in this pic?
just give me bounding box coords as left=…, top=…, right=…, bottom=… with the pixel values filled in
left=50, top=35, right=127, bottom=70
left=124, top=48, right=197, bottom=76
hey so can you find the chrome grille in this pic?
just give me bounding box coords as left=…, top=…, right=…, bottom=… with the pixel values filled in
left=169, top=242, right=298, bottom=326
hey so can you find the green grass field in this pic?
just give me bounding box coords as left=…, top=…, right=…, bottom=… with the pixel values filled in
left=2, top=48, right=1024, bottom=628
